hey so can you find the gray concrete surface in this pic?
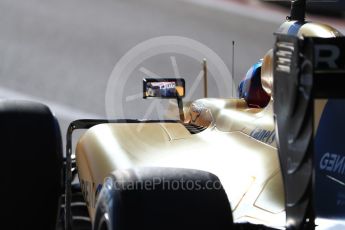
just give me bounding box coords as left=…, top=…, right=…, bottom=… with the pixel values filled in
left=0, top=0, right=343, bottom=145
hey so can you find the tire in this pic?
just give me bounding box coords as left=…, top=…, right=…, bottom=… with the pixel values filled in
left=1, top=100, right=63, bottom=230
left=93, top=167, right=233, bottom=230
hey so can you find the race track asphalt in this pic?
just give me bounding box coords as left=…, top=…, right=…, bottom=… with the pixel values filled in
left=0, top=0, right=343, bottom=148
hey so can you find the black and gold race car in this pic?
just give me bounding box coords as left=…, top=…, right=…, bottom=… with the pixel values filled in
left=3, top=1, right=345, bottom=230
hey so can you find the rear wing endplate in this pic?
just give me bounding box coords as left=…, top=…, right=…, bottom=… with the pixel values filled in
left=273, top=35, right=345, bottom=229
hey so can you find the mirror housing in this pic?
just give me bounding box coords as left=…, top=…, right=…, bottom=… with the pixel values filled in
left=143, top=78, right=185, bottom=99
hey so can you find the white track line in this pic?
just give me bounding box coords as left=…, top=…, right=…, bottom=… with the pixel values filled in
left=0, top=87, right=102, bottom=121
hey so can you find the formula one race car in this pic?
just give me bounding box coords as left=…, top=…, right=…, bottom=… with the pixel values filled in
left=2, top=1, right=345, bottom=230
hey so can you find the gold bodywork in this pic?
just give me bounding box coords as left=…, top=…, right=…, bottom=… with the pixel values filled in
left=75, top=20, right=343, bottom=228
left=76, top=98, right=285, bottom=227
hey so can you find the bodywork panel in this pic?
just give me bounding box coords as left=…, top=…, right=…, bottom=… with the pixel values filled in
left=76, top=99, right=284, bottom=227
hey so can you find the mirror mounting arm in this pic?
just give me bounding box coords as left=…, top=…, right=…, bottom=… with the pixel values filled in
left=177, top=97, right=185, bottom=121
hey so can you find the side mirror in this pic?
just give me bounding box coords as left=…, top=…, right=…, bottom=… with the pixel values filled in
left=143, top=78, right=185, bottom=99
left=143, top=78, right=186, bottom=121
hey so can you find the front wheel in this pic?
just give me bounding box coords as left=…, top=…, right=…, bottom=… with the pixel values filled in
left=1, top=100, right=63, bottom=230
left=93, top=167, right=233, bottom=230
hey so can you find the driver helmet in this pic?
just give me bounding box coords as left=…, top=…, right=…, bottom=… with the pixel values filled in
left=238, top=60, right=270, bottom=108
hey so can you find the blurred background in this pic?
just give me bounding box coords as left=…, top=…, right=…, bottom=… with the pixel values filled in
left=0, top=0, right=344, bottom=140
left=264, top=0, right=345, bottom=17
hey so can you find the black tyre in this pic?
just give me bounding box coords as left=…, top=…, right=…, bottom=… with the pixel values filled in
left=1, top=100, right=63, bottom=230
left=93, top=167, right=233, bottom=230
